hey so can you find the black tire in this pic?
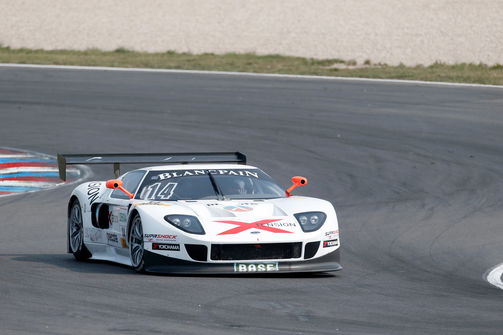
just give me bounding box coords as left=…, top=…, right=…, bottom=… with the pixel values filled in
left=68, top=199, right=91, bottom=261
left=129, top=213, right=145, bottom=272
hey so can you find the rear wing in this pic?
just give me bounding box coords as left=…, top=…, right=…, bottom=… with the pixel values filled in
left=57, top=152, right=247, bottom=181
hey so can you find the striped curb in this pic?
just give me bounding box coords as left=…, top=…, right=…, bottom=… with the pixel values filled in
left=0, top=147, right=87, bottom=197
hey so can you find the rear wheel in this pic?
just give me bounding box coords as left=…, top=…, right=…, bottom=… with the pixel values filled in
left=129, top=214, right=145, bottom=272
left=69, top=199, right=91, bottom=260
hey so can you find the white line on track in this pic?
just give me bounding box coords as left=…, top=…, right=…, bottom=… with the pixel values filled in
left=0, top=180, right=62, bottom=188
left=0, top=154, right=35, bottom=158
left=486, top=263, right=503, bottom=290
left=1, top=63, right=502, bottom=89
left=0, top=167, right=79, bottom=174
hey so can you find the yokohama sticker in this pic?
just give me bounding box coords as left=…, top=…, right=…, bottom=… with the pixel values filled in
left=323, top=239, right=339, bottom=248
left=234, top=263, right=279, bottom=272
left=152, top=243, right=180, bottom=251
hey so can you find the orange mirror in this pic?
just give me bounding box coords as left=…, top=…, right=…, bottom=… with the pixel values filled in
left=106, top=179, right=133, bottom=199
left=286, top=176, right=308, bottom=197
left=106, top=179, right=123, bottom=189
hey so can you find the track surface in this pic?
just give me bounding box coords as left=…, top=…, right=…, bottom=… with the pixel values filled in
left=1, top=67, right=502, bottom=334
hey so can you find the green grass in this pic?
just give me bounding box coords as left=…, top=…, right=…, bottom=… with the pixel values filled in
left=1, top=46, right=502, bottom=85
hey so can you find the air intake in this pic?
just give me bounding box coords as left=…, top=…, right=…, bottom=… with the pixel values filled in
left=304, top=241, right=320, bottom=259
left=211, top=243, right=302, bottom=261
left=185, top=244, right=208, bottom=262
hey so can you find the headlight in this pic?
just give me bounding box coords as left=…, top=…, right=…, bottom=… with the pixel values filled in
left=294, top=212, right=326, bottom=232
left=164, top=215, right=205, bottom=235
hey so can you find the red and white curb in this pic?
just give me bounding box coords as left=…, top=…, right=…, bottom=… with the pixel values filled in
left=0, top=147, right=90, bottom=197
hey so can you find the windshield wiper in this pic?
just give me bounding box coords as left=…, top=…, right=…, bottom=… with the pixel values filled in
left=207, top=171, right=226, bottom=200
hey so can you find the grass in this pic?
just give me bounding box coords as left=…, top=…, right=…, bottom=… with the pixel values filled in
left=1, top=46, right=502, bottom=85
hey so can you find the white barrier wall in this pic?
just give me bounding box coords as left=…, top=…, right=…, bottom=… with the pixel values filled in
left=0, top=0, right=502, bottom=66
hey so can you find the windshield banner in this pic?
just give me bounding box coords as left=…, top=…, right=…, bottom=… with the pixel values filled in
left=155, top=169, right=260, bottom=180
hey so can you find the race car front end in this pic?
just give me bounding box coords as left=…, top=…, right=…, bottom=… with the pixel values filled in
left=136, top=198, right=342, bottom=274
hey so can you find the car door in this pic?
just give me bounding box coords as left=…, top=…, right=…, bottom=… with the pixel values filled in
left=106, top=170, right=146, bottom=256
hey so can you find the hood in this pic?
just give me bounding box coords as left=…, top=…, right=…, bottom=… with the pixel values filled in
left=134, top=199, right=305, bottom=241
left=185, top=200, right=288, bottom=218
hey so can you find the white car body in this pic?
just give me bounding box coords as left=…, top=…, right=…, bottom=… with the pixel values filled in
left=66, top=162, right=341, bottom=274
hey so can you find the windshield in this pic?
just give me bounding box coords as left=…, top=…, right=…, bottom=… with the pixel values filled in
left=135, top=168, right=285, bottom=201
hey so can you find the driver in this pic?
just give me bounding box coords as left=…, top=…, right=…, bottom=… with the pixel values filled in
left=221, top=178, right=250, bottom=195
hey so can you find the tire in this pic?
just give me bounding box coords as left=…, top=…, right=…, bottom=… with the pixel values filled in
left=69, top=199, right=91, bottom=260
left=129, top=213, right=145, bottom=272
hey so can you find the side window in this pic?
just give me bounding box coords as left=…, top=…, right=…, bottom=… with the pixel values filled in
left=111, top=170, right=146, bottom=200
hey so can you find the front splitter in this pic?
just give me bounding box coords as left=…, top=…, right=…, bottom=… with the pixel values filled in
left=143, top=248, right=341, bottom=274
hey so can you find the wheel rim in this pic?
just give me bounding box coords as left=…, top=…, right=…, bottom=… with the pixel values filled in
left=130, top=215, right=144, bottom=268
left=70, top=203, right=83, bottom=252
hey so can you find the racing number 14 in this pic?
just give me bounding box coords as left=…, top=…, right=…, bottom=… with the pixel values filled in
left=141, top=182, right=178, bottom=200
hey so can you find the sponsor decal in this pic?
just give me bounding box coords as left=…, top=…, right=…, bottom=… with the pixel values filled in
left=119, top=212, right=127, bottom=223
left=134, top=201, right=172, bottom=207
left=264, top=222, right=296, bottom=228
left=108, top=212, right=118, bottom=227
left=156, top=170, right=206, bottom=180
left=120, top=238, right=128, bottom=248
left=323, top=239, right=339, bottom=248
left=215, top=219, right=294, bottom=235
left=324, top=230, right=339, bottom=236
left=224, top=205, right=253, bottom=212
left=238, top=202, right=260, bottom=206
left=87, top=182, right=101, bottom=204
left=152, top=243, right=180, bottom=251
left=85, top=227, right=104, bottom=243
left=156, top=169, right=259, bottom=180
left=144, top=234, right=177, bottom=242
left=234, top=262, right=279, bottom=272
left=107, top=232, right=119, bottom=244
left=324, top=230, right=339, bottom=240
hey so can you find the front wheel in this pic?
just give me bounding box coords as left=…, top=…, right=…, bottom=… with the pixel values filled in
left=69, top=199, right=91, bottom=260
left=129, top=214, right=145, bottom=272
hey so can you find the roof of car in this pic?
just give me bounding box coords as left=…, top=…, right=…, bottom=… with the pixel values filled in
left=140, top=163, right=259, bottom=172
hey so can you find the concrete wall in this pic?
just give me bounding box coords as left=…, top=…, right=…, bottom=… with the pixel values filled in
left=0, top=0, right=502, bottom=66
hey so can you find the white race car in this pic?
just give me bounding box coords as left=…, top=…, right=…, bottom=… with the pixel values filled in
left=59, top=152, right=341, bottom=274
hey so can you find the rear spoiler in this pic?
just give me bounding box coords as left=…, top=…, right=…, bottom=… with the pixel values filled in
left=57, top=152, right=246, bottom=181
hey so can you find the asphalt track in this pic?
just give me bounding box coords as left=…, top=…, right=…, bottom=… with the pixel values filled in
left=1, top=66, right=503, bottom=334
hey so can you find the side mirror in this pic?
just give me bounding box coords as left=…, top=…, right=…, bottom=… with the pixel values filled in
left=285, top=176, right=308, bottom=197
left=106, top=179, right=134, bottom=199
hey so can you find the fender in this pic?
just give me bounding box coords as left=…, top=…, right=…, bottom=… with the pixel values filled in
left=70, top=181, right=107, bottom=211
left=66, top=181, right=107, bottom=253
left=126, top=204, right=178, bottom=244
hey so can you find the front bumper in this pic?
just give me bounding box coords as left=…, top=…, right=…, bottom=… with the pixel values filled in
left=143, top=248, right=341, bottom=274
